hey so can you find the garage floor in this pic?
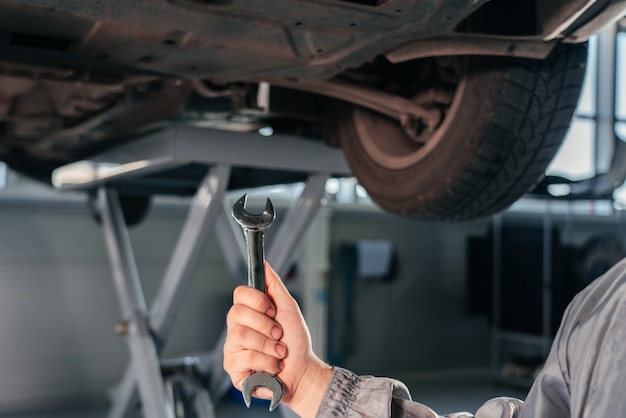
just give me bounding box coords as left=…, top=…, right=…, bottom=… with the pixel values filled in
left=1, top=376, right=529, bottom=417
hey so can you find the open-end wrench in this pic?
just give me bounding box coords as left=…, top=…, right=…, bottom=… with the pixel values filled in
left=231, top=194, right=284, bottom=412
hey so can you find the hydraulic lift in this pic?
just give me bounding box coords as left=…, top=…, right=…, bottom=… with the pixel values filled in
left=52, top=125, right=350, bottom=418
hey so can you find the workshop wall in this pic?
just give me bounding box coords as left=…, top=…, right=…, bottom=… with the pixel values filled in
left=326, top=207, right=492, bottom=378
left=324, top=204, right=626, bottom=381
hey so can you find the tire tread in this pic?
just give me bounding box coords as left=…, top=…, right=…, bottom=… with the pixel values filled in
left=432, top=42, right=587, bottom=219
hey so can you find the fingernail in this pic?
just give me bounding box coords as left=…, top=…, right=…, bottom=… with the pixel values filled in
left=275, top=343, right=287, bottom=358
left=266, top=307, right=276, bottom=318
left=271, top=326, right=282, bottom=340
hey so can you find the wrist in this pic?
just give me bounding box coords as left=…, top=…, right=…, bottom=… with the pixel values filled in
left=284, top=357, right=334, bottom=418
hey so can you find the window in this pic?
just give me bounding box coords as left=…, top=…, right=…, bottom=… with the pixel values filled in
left=546, top=36, right=597, bottom=181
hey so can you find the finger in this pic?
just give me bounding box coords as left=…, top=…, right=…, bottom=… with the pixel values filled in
left=233, top=285, right=277, bottom=318
left=223, top=349, right=285, bottom=384
left=227, top=303, right=284, bottom=341
left=251, top=386, right=274, bottom=401
left=225, top=323, right=287, bottom=359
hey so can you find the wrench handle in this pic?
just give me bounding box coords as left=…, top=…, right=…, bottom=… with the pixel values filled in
left=244, top=229, right=266, bottom=292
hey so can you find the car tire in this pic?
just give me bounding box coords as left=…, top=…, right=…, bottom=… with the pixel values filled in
left=336, top=42, right=588, bottom=220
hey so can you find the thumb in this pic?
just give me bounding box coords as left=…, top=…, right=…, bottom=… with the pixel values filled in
left=264, top=262, right=298, bottom=310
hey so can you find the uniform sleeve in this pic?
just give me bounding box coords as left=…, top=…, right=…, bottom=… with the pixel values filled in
left=513, top=296, right=575, bottom=418
left=518, top=257, right=626, bottom=418
left=315, top=367, right=523, bottom=418
left=315, top=367, right=441, bottom=417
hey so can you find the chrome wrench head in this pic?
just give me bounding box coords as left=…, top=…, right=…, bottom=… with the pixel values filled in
left=231, top=194, right=275, bottom=232
left=241, top=372, right=285, bottom=411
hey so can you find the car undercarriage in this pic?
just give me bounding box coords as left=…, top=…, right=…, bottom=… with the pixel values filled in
left=0, top=0, right=625, bottom=219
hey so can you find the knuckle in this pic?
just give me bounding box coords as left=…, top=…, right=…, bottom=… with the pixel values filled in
left=233, top=286, right=268, bottom=311
left=252, top=292, right=268, bottom=311
left=230, top=303, right=245, bottom=318
left=222, top=357, right=231, bottom=372
left=224, top=324, right=248, bottom=347
left=254, top=314, right=272, bottom=333
left=228, top=304, right=247, bottom=326
left=233, top=285, right=248, bottom=302
left=225, top=309, right=236, bottom=327
left=232, top=324, right=248, bottom=341
left=263, top=338, right=277, bottom=354
left=243, top=349, right=257, bottom=365
left=223, top=355, right=237, bottom=375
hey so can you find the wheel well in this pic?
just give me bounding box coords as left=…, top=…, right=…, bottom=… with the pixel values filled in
left=458, top=0, right=539, bottom=37
left=460, top=0, right=614, bottom=40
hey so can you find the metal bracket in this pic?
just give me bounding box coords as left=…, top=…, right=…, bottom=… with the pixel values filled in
left=51, top=125, right=349, bottom=191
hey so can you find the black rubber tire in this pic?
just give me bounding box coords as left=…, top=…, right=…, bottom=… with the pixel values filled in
left=337, top=42, right=588, bottom=220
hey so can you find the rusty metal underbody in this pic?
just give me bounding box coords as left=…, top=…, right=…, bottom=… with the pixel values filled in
left=0, top=0, right=621, bottom=182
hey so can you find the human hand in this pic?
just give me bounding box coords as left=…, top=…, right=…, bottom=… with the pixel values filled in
left=223, top=263, right=333, bottom=417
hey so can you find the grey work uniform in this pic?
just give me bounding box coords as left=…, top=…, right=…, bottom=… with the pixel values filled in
left=315, top=257, right=626, bottom=417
